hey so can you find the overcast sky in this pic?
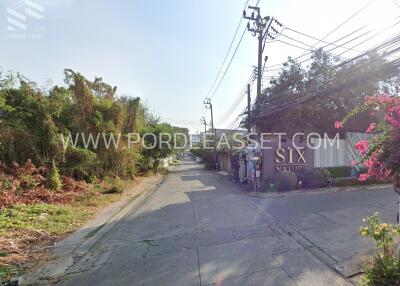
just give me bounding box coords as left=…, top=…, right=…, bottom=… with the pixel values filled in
left=1, top=0, right=399, bottom=133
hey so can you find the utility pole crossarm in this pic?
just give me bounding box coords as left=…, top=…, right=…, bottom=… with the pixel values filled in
left=243, top=6, right=280, bottom=102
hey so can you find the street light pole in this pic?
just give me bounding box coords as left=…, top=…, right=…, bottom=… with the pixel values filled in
left=204, top=98, right=217, bottom=169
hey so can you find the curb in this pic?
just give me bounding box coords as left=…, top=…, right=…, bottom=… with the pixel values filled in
left=18, top=174, right=166, bottom=285
left=75, top=174, right=166, bottom=255
left=247, top=183, right=392, bottom=198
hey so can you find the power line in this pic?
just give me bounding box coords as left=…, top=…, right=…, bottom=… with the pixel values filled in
left=264, top=17, right=400, bottom=74
left=205, top=0, right=252, bottom=98
left=216, top=69, right=256, bottom=125
left=264, top=25, right=368, bottom=71
left=297, top=0, right=377, bottom=55
left=274, top=39, right=317, bottom=51
left=279, top=31, right=362, bottom=53
left=256, top=34, right=400, bottom=117
left=210, top=28, right=247, bottom=99
left=334, top=19, right=400, bottom=59
left=262, top=0, right=377, bottom=73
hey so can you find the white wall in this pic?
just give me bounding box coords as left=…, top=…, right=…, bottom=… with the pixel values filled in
left=311, top=138, right=347, bottom=167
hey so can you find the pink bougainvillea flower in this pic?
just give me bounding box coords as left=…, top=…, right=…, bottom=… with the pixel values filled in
left=334, top=121, right=343, bottom=129
left=385, top=106, right=400, bottom=128
left=366, top=123, right=376, bottom=133
left=359, top=173, right=371, bottom=182
left=355, top=140, right=369, bottom=156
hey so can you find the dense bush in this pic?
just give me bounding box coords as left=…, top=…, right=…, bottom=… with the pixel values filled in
left=0, top=160, right=88, bottom=208
left=330, top=177, right=362, bottom=187
left=360, top=213, right=400, bottom=285
left=46, top=163, right=62, bottom=191
left=303, top=168, right=331, bottom=188
left=275, top=171, right=298, bottom=191
left=326, top=166, right=352, bottom=178
left=361, top=254, right=400, bottom=286
left=0, top=70, right=184, bottom=178
left=101, top=177, right=125, bottom=194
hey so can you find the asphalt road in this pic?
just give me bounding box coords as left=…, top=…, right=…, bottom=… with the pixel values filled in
left=56, top=161, right=357, bottom=286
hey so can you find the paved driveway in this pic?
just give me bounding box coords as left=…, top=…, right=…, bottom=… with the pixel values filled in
left=56, top=161, right=350, bottom=286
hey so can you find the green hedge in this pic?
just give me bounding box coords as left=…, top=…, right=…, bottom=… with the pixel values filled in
left=303, top=168, right=331, bottom=188
left=330, top=177, right=361, bottom=187
left=275, top=171, right=298, bottom=191
left=326, top=166, right=352, bottom=178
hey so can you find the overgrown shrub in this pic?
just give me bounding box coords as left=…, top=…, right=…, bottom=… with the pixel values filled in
left=275, top=171, right=298, bottom=191
left=360, top=213, right=400, bottom=285
left=303, top=168, right=331, bottom=188
left=326, top=166, right=352, bottom=178
left=0, top=160, right=88, bottom=208
left=361, top=254, right=400, bottom=286
left=62, top=147, right=98, bottom=181
left=158, top=167, right=169, bottom=175
left=102, top=177, right=124, bottom=194
left=46, top=164, right=62, bottom=191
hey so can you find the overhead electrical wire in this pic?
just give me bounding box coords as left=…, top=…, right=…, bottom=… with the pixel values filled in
left=217, top=70, right=256, bottom=125
left=208, top=0, right=262, bottom=99
left=204, top=0, right=252, bottom=99
left=262, top=0, right=377, bottom=74
left=264, top=17, right=400, bottom=75
left=210, top=28, right=247, bottom=99
left=296, top=0, right=377, bottom=55
left=264, top=26, right=370, bottom=72
left=282, top=27, right=364, bottom=53
left=257, top=34, right=400, bottom=116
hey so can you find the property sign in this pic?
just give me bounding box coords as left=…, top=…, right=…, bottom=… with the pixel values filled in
left=274, top=147, right=307, bottom=173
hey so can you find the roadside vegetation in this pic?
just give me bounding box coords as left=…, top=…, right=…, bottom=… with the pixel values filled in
left=359, top=213, right=400, bottom=285
left=0, top=70, right=186, bottom=281
left=338, top=92, right=400, bottom=284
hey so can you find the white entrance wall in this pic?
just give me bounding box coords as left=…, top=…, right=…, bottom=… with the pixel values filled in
left=311, top=137, right=347, bottom=167
left=312, top=133, right=374, bottom=168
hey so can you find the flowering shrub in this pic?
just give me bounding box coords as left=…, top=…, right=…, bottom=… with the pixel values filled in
left=360, top=213, right=400, bottom=257
left=360, top=213, right=400, bottom=285
left=337, top=93, right=400, bottom=183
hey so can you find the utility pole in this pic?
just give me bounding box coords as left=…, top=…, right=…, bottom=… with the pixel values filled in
left=200, top=117, right=207, bottom=134
left=247, top=83, right=251, bottom=133
left=203, top=98, right=217, bottom=169
left=243, top=6, right=275, bottom=99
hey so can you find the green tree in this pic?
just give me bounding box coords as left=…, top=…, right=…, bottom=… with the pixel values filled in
left=141, top=123, right=174, bottom=172
left=251, top=49, right=397, bottom=133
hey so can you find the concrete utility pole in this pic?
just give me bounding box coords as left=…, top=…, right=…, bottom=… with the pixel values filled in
left=200, top=117, right=207, bottom=134
left=247, top=83, right=251, bottom=133
left=243, top=6, right=276, bottom=100
left=203, top=98, right=217, bottom=169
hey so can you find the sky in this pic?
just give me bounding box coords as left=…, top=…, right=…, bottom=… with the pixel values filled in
left=0, top=0, right=399, bottom=133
